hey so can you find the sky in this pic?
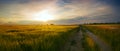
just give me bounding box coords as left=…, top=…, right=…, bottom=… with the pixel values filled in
left=0, top=0, right=120, bottom=24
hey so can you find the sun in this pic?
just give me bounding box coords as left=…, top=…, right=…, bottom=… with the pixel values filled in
left=33, top=10, right=55, bottom=22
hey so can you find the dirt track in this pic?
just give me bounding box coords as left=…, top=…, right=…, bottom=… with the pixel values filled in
left=62, top=29, right=84, bottom=51
left=62, top=27, right=112, bottom=51
left=86, top=30, right=112, bottom=51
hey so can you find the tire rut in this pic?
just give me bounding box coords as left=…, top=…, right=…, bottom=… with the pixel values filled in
left=62, top=29, right=84, bottom=51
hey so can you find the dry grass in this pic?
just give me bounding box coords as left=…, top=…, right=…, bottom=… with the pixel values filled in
left=85, top=24, right=120, bottom=51
left=80, top=27, right=100, bottom=51
left=0, top=25, right=79, bottom=51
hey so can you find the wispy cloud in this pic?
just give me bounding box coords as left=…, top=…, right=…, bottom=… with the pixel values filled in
left=0, top=0, right=120, bottom=24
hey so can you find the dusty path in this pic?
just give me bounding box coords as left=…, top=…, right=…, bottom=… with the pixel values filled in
left=62, top=27, right=112, bottom=51
left=62, top=29, right=84, bottom=51
left=85, top=29, right=112, bottom=51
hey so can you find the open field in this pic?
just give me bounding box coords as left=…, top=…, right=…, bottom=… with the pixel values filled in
left=0, top=25, right=79, bottom=51
left=0, top=24, right=119, bottom=51
left=84, top=24, right=120, bottom=51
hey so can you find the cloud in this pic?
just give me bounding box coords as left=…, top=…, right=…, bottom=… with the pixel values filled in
left=55, top=0, right=113, bottom=19
left=0, top=0, right=120, bottom=24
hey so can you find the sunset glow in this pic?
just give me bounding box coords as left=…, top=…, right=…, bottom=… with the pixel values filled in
left=33, top=10, right=55, bottom=22
left=0, top=0, right=119, bottom=24
left=0, top=0, right=120, bottom=51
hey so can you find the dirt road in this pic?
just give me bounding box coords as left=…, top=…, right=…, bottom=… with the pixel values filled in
left=85, top=29, right=112, bottom=51
left=62, top=27, right=112, bottom=51
left=62, top=29, right=84, bottom=51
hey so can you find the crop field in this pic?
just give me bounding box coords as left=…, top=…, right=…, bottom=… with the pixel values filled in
left=0, top=25, right=79, bottom=51
left=84, top=24, right=120, bottom=51
left=0, top=24, right=119, bottom=51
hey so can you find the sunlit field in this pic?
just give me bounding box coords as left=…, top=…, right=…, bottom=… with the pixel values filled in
left=84, top=24, right=120, bottom=51
left=0, top=25, right=79, bottom=51
left=0, top=24, right=119, bottom=51
left=80, top=27, right=100, bottom=51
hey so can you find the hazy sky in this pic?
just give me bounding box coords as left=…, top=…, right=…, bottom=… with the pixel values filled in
left=0, top=0, right=120, bottom=24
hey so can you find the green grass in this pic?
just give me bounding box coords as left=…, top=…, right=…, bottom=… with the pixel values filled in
left=84, top=24, right=120, bottom=51
left=0, top=25, right=79, bottom=51
left=83, top=34, right=100, bottom=51
left=80, top=27, right=100, bottom=51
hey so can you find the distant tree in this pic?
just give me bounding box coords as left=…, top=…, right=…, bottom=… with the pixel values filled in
left=50, top=24, right=54, bottom=25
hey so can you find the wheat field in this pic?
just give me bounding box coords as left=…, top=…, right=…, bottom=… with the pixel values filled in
left=0, top=25, right=79, bottom=51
